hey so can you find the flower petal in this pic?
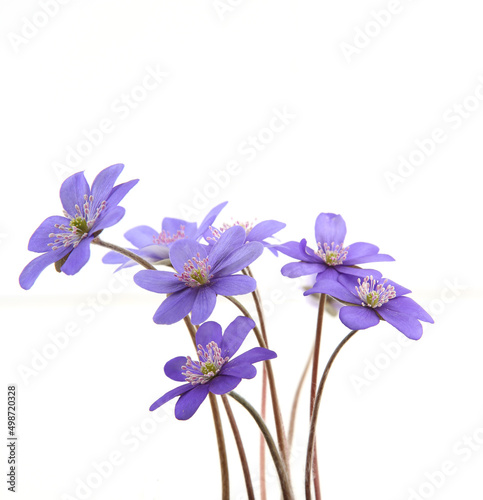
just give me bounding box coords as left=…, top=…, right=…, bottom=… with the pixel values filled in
left=61, top=238, right=92, bottom=275
left=169, top=239, right=208, bottom=274
left=337, top=266, right=383, bottom=280
left=208, top=375, right=242, bottom=395
left=152, top=288, right=198, bottom=325
left=27, top=216, right=71, bottom=252
left=274, top=240, right=308, bottom=260
left=344, top=252, right=395, bottom=266
left=383, top=296, right=434, bottom=323
left=149, top=383, right=192, bottom=411
left=212, top=241, right=263, bottom=277
left=93, top=206, right=126, bottom=232
left=19, top=249, right=69, bottom=290
left=134, top=270, right=186, bottom=293
left=105, top=179, right=138, bottom=208
left=190, top=287, right=217, bottom=325
left=124, top=226, right=158, bottom=248
left=102, top=250, right=129, bottom=265
left=229, top=347, right=277, bottom=366
left=196, top=321, right=223, bottom=349
left=210, top=275, right=257, bottom=296
left=305, top=279, right=359, bottom=304
left=164, top=356, right=189, bottom=382
left=221, top=363, right=257, bottom=379
left=207, top=226, right=246, bottom=269
left=378, top=306, right=424, bottom=340
left=162, top=218, right=197, bottom=240
left=281, top=261, right=327, bottom=279
left=60, top=171, right=90, bottom=218
left=195, top=201, right=228, bottom=240
left=220, top=316, right=256, bottom=359
left=315, top=213, right=347, bottom=246
left=90, top=163, right=124, bottom=211
left=247, top=220, right=286, bottom=243
left=339, top=306, right=380, bottom=330
left=175, top=384, right=210, bottom=420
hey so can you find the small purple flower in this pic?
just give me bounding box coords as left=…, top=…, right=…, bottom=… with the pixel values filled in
left=277, top=213, right=394, bottom=282
left=205, top=218, right=286, bottom=255
left=134, top=225, right=263, bottom=325
left=149, top=316, right=277, bottom=420
left=102, top=202, right=228, bottom=270
left=19, top=164, right=138, bottom=290
left=305, top=274, right=434, bottom=339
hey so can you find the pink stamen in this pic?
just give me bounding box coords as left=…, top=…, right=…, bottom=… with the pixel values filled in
left=355, top=275, right=396, bottom=308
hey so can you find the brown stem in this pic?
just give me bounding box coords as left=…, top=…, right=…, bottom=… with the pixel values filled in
left=221, top=395, right=255, bottom=500
left=229, top=391, right=294, bottom=500
left=305, top=329, right=359, bottom=500
left=183, top=315, right=230, bottom=500
left=288, top=346, right=314, bottom=453
left=245, top=265, right=268, bottom=500
left=310, top=294, right=326, bottom=500
left=224, top=295, right=291, bottom=481
left=92, top=237, right=157, bottom=270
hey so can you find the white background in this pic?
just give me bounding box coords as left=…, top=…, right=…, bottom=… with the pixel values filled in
left=1, top=1, right=483, bottom=499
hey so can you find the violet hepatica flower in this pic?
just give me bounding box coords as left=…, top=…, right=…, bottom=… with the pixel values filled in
left=205, top=218, right=286, bottom=256
left=19, top=164, right=138, bottom=290
left=150, top=316, right=277, bottom=420
left=305, top=274, right=434, bottom=340
left=134, top=225, right=263, bottom=325
left=277, top=212, right=394, bottom=282
left=102, top=202, right=228, bottom=270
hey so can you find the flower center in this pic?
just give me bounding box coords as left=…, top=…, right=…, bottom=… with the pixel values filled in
left=48, top=195, right=106, bottom=251
left=315, top=242, right=349, bottom=266
left=175, top=253, right=213, bottom=287
left=356, top=276, right=396, bottom=308
left=182, top=341, right=229, bottom=385
left=153, top=225, right=186, bottom=245
left=69, top=216, right=89, bottom=234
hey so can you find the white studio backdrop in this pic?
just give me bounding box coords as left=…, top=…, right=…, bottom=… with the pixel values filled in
left=1, top=1, right=482, bottom=499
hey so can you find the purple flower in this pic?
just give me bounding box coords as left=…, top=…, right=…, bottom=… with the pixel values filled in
left=205, top=218, right=286, bottom=255
left=277, top=213, right=394, bottom=282
left=102, top=202, right=228, bottom=270
left=134, top=225, right=263, bottom=325
left=305, top=274, right=434, bottom=339
left=149, top=316, right=277, bottom=420
left=19, top=164, right=138, bottom=290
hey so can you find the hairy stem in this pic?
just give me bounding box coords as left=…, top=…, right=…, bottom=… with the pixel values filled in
left=221, top=395, right=255, bottom=500
left=229, top=391, right=294, bottom=500
left=224, top=295, right=291, bottom=480
left=305, top=329, right=359, bottom=500
left=91, top=238, right=157, bottom=270
left=245, top=265, right=268, bottom=500
left=310, top=294, right=326, bottom=500
left=183, top=316, right=230, bottom=500
left=288, top=346, right=314, bottom=452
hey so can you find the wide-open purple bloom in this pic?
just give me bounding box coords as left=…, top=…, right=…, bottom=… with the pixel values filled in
left=305, top=274, right=434, bottom=340
left=134, top=225, right=263, bottom=325
left=205, top=218, right=286, bottom=255
left=102, top=202, right=227, bottom=270
left=19, top=164, right=138, bottom=290
left=149, top=316, right=277, bottom=420
left=277, top=213, right=394, bottom=282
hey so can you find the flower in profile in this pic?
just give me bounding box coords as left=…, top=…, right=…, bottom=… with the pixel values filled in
left=305, top=274, right=434, bottom=339
left=102, top=202, right=228, bottom=270
left=206, top=218, right=286, bottom=255
left=276, top=213, right=394, bottom=283
left=134, top=225, right=263, bottom=325
left=19, top=164, right=138, bottom=290
left=149, top=316, right=277, bottom=420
